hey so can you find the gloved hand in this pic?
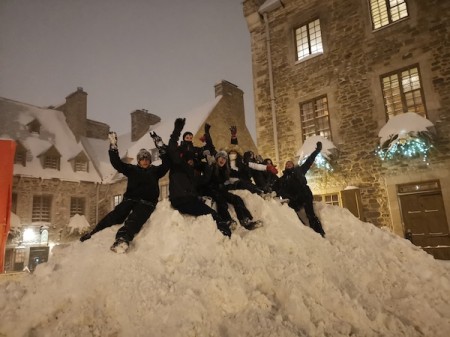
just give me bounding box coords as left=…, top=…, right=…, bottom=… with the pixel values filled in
left=150, top=131, right=164, bottom=149
left=266, top=164, right=278, bottom=175
left=230, top=125, right=238, bottom=144
left=108, top=132, right=118, bottom=150
left=174, top=118, right=186, bottom=133
left=316, top=141, right=322, bottom=151
left=205, top=123, right=211, bottom=134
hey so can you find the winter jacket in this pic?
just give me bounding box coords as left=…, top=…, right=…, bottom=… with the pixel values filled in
left=272, top=148, right=320, bottom=203
left=109, top=149, right=169, bottom=204
left=167, top=126, right=211, bottom=203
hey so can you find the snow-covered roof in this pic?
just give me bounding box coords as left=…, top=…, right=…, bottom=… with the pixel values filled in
left=0, top=98, right=101, bottom=182
left=1, top=94, right=222, bottom=183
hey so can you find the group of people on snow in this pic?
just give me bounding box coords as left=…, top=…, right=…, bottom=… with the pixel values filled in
left=80, top=118, right=325, bottom=253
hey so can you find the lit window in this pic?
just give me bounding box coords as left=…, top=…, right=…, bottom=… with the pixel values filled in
left=300, top=96, right=332, bottom=141
left=295, top=19, right=323, bottom=61
left=381, top=65, right=426, bottom=120
left=315, top=193, right=340, bottom=206
left=369, top=0, right=409, bottom=30
left=113, top=195, right=123, bottom=207
left=32, top=195, right=52, bottom=222
left=70, top=197, right=85, bottom=217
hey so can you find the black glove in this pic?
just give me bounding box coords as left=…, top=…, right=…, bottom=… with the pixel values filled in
left=108, top=131, right=118, bottom=150
left=230, top=126, right=238, bottom=145
left=205, top=123, right=211, bottom=134
left=174, top=118, right=186, bottom=133
left=316, top=141, right=322, bottom=151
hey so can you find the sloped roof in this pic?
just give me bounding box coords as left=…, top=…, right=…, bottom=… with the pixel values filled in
left=0, top=98, right=101, bottom=182
left=1, top=94, right=222, bottom=184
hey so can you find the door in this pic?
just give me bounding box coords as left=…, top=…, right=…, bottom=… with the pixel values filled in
left=398, top=181, right=450, bottom=259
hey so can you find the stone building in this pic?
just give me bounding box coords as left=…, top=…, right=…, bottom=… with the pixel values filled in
left=243, top=0, right=450, bottom=258
left=1, top=80, right=256, bottom=271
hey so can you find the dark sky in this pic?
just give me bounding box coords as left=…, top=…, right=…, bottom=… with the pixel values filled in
left=0, top=0, right=256, bottom=139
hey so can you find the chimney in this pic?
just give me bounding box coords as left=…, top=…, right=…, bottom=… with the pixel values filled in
left=63, top=87, right=88, bottom=142
left=131, top=109, right=161, bottom=142
left=214, top=80, right=245, bottom=123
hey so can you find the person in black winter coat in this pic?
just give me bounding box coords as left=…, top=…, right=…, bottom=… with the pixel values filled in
left=204, top=150, right=262, bottom=231
left=272, top=142, right=326, bottom=237
left=167, top=118, right=231, bottom=237
left=80, top=132, right=170, bottom=252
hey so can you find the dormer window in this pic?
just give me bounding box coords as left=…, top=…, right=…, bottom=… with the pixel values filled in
left=71, top=151, right=89, bottom=172
left=27, top=119, right=41, bottom=134
left=44, top=155, right=60, bottom=169
left=74, top=159, right=88, bottom=172
left=14, top=141, right=28, bottom=166
left=39, top=145, right=61, bottom=170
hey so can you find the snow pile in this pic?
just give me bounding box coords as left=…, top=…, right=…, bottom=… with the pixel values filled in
left=1, top=191, right=449, bottom=337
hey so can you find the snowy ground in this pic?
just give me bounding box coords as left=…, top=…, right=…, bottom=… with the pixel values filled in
left=1, top=190, right=449, bottom=337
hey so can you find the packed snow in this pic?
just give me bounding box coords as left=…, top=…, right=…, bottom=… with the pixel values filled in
left=1, top=191, right=449, bottom=337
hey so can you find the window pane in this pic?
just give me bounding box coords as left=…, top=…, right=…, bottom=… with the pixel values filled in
left=382, top=66, right=426, bottom=119
left=44, top=156, right=59, bottom=169
left=296, top=19, right=323, bottom=60
left=75, top=160, right=88, bottom=172
left=70, top=197, right=85, bottom=217
left=300, top=96, right=331, bottom=141
left=113, top=195, right=123, bottom=207
left=32, top=195, right=52, bottom=222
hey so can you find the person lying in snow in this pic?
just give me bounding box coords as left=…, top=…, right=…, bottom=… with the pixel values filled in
left=272, top=141, right=326, bottom=238
left=80, top=132, right=169, bottom=253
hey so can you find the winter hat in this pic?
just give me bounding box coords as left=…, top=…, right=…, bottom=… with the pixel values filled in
left=215, top=151, right=228, bottom=161
left=183, top=131, right=193, bottom=141
left=137, top=148, right=151, bottom=162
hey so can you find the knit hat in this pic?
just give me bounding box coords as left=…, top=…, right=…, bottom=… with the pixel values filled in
left=137, top=148, right=151, bottom=162
left=215, top=150, right=228, bottom=161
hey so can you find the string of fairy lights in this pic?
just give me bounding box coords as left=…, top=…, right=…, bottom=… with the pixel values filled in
left=376, top=132, right=433, bottom=163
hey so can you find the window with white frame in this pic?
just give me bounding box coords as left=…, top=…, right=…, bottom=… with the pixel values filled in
left=314, top=193, right=340, bottom=206
left=295, top=19, right=323, bottom=61
left=369, top=0, right=409, bottom=30
left=32, top=195, right=52, bottom=222
left=381, top=65, right=427, bottom=120
left=113, top=194, right=123, bottom=207
left=299, top=96, right=332, bottom=141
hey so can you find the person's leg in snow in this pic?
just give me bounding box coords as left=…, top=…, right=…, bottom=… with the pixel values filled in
left=80, top=200, right=134, bottom=242
left=111, top=202, right=156, bottom=253
left=303, top=199, right=325, bottom=238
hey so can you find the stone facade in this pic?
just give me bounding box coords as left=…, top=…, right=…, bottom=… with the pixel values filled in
left=131, top=109, right=161, bottom=142
left=243, top=0, right=450, bottom=234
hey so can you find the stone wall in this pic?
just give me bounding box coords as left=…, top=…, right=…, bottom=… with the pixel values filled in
left=243, top=0, right=450, bottom=228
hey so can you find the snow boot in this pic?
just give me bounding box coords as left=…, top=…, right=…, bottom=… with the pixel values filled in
left=240, top=218, right=263, bottom=230
left=309, top=217, right=326, bottom=238
left=80, top=232, right=92, bottom=242
left=110, top=238, right=129, bottom=253
left=217, top=222, right=232, bottom=238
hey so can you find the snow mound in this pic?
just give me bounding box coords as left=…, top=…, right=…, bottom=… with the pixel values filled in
left=1, top=191, right=449, bottom=337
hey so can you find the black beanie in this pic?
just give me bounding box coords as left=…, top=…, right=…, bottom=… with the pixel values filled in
left=183, top=132, right=193, bottom=141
